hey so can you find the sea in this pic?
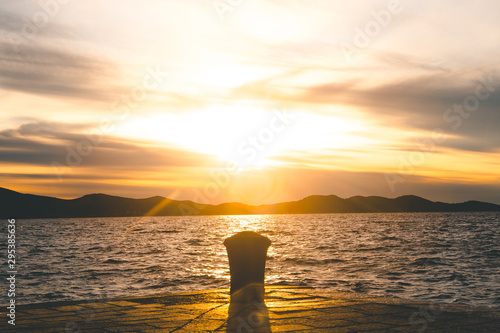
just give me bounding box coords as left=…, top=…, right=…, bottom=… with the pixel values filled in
left=2, top=212, right=499, bottom=308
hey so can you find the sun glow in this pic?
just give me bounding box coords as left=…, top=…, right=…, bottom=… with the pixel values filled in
left=195, top=64, right=264, bottom=88
left=114, top=105, right=369, bottom=168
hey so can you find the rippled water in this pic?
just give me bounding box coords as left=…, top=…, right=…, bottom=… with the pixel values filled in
left=2, top=212, right=499, bottom=308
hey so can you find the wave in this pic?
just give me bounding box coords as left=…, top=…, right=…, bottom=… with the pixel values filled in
left=284, top=258, right=345, bottom=265
left=380, top=236, right=400, bottom=241
left=157, top=230, right=181, bottom=234
left=349, top=281, right=367, bottom=292
left=29, top=271, right=58, bottom=277
left=268, top=280, right=309, bottom=287
left=103, top=259, right=128, bottom=264
left=258, top=229, right=294, bottom=236
left=28, top=247, right=46, bottom=254
left=144, top=248, right=163, bottom=255
left=410, top=257, right=449, bottom=266
left=356, top=246, right=388, bottom=252
left=484, top=249, right=500, bottom=257
left=186, top=238, right=205, bottom=246
left=117, top=265, right=165, bottom=274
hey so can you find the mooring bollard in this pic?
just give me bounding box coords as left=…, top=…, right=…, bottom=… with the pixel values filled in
left=224, top=231, right=271, bottom=302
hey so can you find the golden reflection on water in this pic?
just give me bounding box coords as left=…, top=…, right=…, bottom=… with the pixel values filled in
left=214, top=215, right=279, bottom=284
left=218, top=214, right=278, bottom=236
left=19, top=213, right=498, bottom=307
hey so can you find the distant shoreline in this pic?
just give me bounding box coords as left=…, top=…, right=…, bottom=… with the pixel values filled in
left=8, top=211, right=500, bottom=220
left=2, top=187, right=499, bottom=219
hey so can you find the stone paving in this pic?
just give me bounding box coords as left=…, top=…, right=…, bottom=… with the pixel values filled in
left=2, top=286, right=498, bottom=332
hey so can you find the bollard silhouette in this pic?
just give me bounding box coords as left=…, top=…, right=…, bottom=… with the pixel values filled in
left=224, top=231, right=271, bottom=303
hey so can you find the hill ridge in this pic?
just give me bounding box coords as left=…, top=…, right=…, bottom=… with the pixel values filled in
left=1, top=187, right=499, bottom=219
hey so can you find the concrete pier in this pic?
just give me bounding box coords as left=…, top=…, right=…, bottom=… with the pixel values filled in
left=2, top=286, right=498, bottom=332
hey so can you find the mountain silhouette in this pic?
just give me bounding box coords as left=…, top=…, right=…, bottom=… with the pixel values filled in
left=1, top=187, right=499, bottom=219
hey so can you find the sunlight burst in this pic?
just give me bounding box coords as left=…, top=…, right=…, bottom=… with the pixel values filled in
left=114, top=105, right=368, bottom=169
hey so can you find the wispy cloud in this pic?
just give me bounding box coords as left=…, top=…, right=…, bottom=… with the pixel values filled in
left=231, top=66, right=500, bottom=153
left=0, top=121, right=214, bottom=168
left=0, top=8, right=124, bottom=101
left=0, top=42, right=121, bottom=101
left=302, top=72, right=500, bottom=152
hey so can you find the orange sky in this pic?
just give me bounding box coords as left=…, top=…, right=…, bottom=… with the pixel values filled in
left=1, top=0, right=499, bottom=204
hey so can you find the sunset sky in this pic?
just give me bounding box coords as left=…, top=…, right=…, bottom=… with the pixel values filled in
left=1, top=0, right=499, bottom=205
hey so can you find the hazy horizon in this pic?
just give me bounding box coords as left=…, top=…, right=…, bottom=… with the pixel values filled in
left=4, top=186, right=500, bottom=207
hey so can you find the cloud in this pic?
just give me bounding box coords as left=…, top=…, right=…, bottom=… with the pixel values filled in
left=0, top=9, right=123, bottom=101
left=230, top=65, right=500, bottom=153
left=303, top=71, right=500, bottom=152
left=0, top=121, right=214, bottom=168
left=0, top=42, right=121, bottom=101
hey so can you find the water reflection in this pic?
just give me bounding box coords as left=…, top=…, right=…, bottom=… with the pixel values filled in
left=218, top=215, right=278, bottom=237
left=14, top=213, right=500, bottom=308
